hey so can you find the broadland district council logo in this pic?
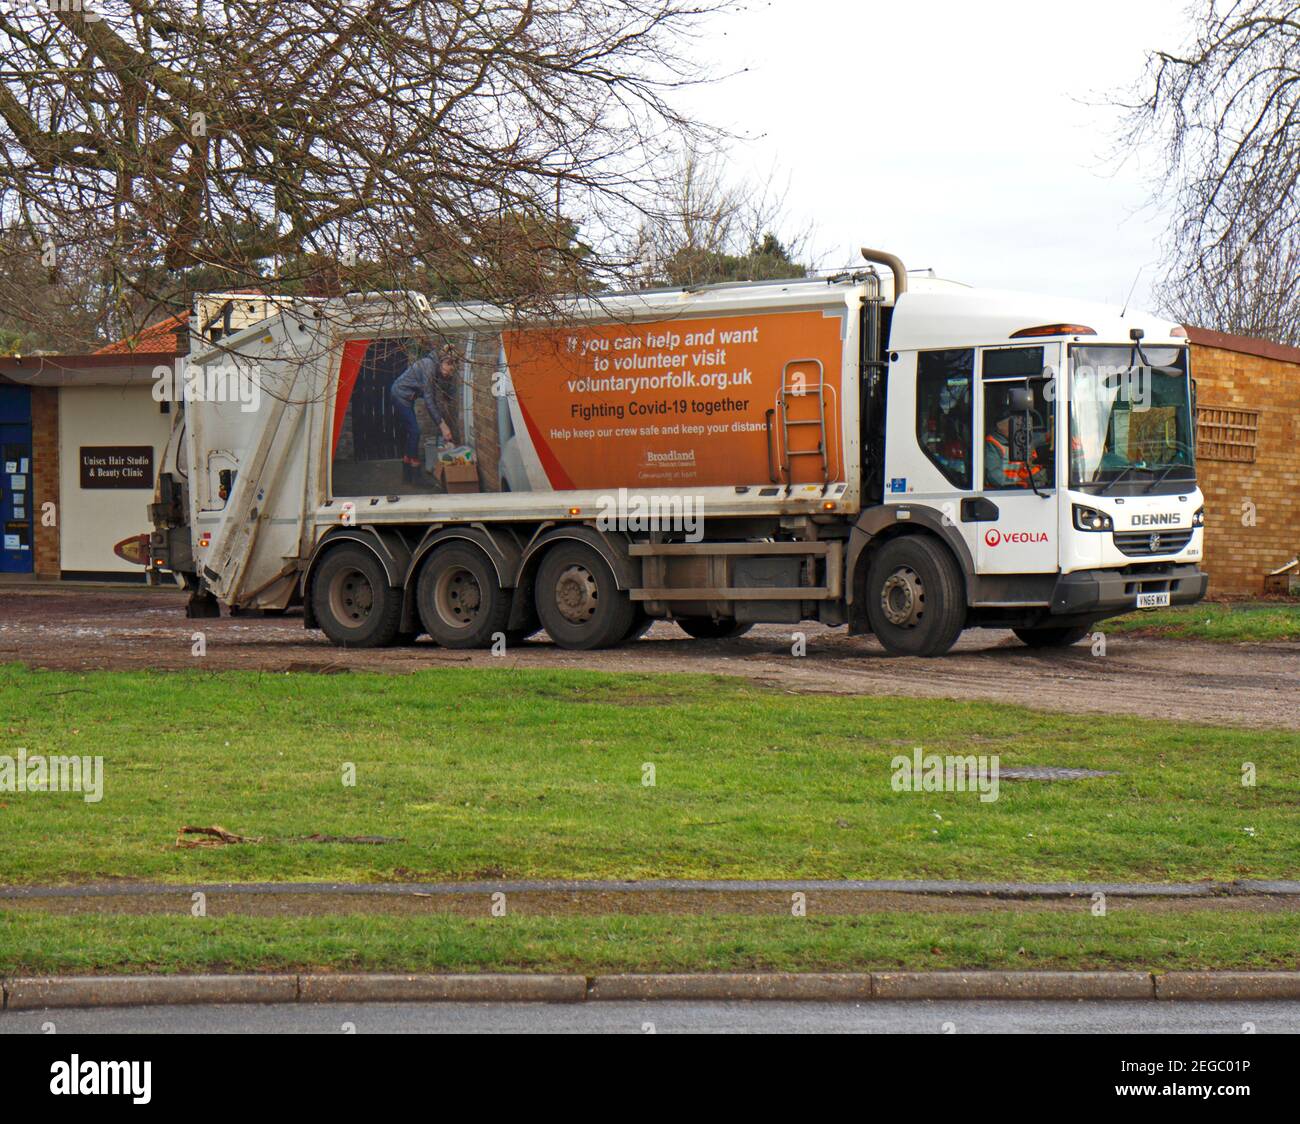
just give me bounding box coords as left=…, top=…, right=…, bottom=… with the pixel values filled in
left=984, top=528, right=1049, bottom=547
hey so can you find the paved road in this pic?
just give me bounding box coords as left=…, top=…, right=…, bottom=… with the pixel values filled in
left=3, top=1000, right=1298, bottom=1034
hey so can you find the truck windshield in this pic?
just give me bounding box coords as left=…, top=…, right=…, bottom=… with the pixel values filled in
left=1069, top=345, right=1195, bottom=492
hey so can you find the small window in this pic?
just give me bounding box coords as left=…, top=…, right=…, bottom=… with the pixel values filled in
left=983, top=346, right=1045, bottom=379
left=1196, top=406, right=1258, bottom=463
left=984, top=349, right=1055, bottom=491
left=916, top=349, right=974, bottom=489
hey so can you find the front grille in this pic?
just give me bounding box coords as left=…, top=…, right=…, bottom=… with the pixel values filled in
left=1112, top=529, right=1193, bottom=557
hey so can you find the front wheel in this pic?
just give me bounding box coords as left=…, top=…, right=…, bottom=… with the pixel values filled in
left=864, top=536, right=966, bottom=658
left=1012, top=625, right=1092, bottom=649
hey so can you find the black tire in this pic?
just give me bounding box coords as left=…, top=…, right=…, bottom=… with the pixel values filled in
left=864, top=535, right=966, bottom=657
left=416, top=544, right=512, bottom=649
left=535, top=542, right=635, bottom=650
left=1013, top=625, right=1091, bottom=649
left=311, top=544, right=403, bottom=648
left=677, top=617, right=753, bottom=640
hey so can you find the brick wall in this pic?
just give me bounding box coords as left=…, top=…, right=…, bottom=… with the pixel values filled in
left=30, top=386, right=59, bottom=578
left=1191, top=341, right=1300, bottom=596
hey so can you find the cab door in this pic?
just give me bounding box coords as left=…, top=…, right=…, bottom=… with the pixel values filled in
left=973, top=345, right=1059, bottom=575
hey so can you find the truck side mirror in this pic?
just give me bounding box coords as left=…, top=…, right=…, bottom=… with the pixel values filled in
left=1007, top=386, right=1033, bottom=412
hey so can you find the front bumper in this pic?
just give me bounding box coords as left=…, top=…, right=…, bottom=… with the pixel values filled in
left=1050, top=564, right=1208, bottom=617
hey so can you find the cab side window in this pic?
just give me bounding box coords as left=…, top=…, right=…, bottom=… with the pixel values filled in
left=982, top=347, right=1055, bottom=491
left=916, top=349, right=973, bottom=489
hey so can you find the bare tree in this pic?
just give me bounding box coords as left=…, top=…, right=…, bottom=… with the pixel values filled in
left=0, top=0, right=730, bottom=351
left=1123, top=1, right=1300, bottom=344
left=626, top=139, right=816, bottom=288
left=1156, top=210, right=1300, bottom=343
left=0, top=225, right=105, bottom=353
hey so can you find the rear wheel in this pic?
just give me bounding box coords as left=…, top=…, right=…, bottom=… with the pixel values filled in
left=535, top=542, right=635, bottom=650
left=677, top=617, right=753, bottom=640
left=311, top=544, right=403, bottom=648
left=416, top=544, right=512, bottom=649
left=865, top=536, right=966, bottom=657
left=1013, top=625, right=1091, bottom=649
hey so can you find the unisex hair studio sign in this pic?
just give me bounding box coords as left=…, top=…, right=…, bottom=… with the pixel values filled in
left=79, top=446, right=154, bottom=489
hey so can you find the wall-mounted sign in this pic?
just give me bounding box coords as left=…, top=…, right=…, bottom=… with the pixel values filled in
left=80, top=446, right=154, bottom=489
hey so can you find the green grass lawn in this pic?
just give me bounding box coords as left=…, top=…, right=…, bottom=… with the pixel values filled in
left=2, top=910, right=1297, bottom=974
left=1106, top=601, right=1300, bottom=642
left=1, top=664, right=1295, bottom=884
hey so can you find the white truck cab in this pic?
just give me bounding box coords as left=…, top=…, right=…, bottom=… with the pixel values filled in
left=875, top=279, right=1205, bottom=642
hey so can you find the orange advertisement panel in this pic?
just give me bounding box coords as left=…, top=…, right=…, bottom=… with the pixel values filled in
left=503, top=309, right=846, bottom=490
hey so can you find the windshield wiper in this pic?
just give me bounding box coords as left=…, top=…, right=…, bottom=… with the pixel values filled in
left=1099, top=463, right=1144, bottom=494
left=1142, top=462, right=1188, bottom=493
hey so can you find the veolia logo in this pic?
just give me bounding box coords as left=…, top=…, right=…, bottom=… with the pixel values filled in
left=985, top=528, right=1049, bottom=547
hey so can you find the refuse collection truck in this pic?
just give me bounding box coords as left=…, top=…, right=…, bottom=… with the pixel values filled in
left=148, top=248, right=1208, bottom=657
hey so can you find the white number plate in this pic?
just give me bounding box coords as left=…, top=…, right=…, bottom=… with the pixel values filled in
left=1136, top=591, right=1171, bottom=609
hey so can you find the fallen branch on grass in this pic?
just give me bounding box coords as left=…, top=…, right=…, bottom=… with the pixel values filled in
left=175, top=824, right=263, bottom=848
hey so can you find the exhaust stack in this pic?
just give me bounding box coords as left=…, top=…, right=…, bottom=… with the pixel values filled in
left=860, top=248, right=907, bottom=297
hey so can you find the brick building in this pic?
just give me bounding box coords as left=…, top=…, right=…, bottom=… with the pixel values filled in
left=1187, top=328, right=1300, bottom=595
left=0, top=317, right=184, bottom=580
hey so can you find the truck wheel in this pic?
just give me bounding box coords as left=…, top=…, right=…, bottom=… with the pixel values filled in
left=535, top=542, right=635, bottom=650
left=1012, top=625, right=1091, bottom=649
left=311, top=544, right=403, bottom=648
left=865, top=536, right=966, bottom=658
left=416, top=544, right=512, bottom=649
left=678, top=618, right=753, bottom=640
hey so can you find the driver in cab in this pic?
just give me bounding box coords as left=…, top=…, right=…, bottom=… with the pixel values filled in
left=985, top=386, right=1050, bottom=489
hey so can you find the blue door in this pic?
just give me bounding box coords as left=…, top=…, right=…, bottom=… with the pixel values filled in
left=0, top=385, right=34, bottom=574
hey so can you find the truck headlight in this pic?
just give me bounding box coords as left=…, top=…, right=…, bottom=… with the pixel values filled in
left=1192, top=506, right=1205, bottom=527
left=1072, top=504, right=1113, bottom=532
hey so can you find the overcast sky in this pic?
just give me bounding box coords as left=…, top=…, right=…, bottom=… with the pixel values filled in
left=680, top=0, right=1191, bottom=311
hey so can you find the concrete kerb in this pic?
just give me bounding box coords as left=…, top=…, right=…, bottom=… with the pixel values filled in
left=297, top=974, right=587, bottom=1004
left=5, top=975, right=301, bottom=1011
left=871, top=971, right=1154, bottom=1000
left=586, top=973, right=875, bottom=1002
left=5, top=972, right=1300, bottom=1009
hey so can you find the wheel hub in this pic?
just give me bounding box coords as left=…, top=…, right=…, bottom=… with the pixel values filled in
left=880, top=566, right=925, bottom=628
left=436, top=567, right=482, bottom=627
left=555, top=565, right=599, bottom=624
left=330, top=567, right=374, bottom=627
